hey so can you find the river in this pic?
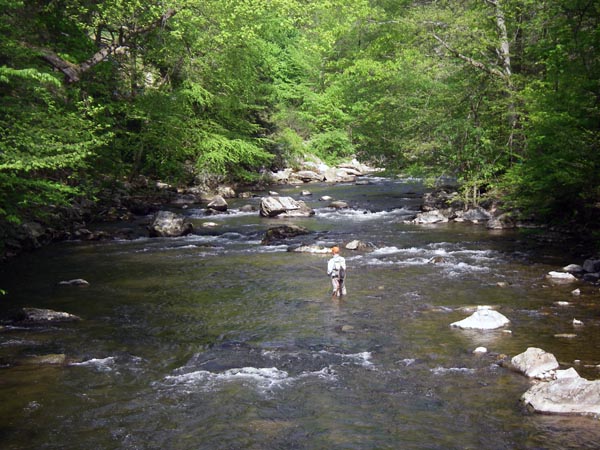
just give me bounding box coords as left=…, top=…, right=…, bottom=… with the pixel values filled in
left=1, top=176, right=600, bottom=449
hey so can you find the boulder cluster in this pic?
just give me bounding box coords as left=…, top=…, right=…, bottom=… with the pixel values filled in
left=268, top=158, right=378, bottom=185
left=408, top=188, right=516, bottom=229
left=512, top=348, right=600, bottom=417
left=451, top=307, right=600, bottom=418
left=545, top=258, right=600, bottom=284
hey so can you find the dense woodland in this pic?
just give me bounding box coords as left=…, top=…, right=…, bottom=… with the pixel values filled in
left=1, top=0, right=599, bottom=250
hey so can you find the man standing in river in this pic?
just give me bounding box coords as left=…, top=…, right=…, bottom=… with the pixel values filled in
left=327, top=246, right=347, bottom=297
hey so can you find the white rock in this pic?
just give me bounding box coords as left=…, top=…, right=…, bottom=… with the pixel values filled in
left=571, top=288, right=581, bottom=296
left=412, top=210, right=449, bottom=224
left=546, top=271, right=577, bottom=282
left=555, top=367, right=580, bottom=380
left=563, top=264, right=584, bottom=273
left=573, top=318, right=584, bottom=326
left=521, top=369, right=600, bottom=416
left=473, top=347, right=488, bottom=354
left=511, top=347, right=559, bottom=379
left=450, top=309, right=510, bottom=330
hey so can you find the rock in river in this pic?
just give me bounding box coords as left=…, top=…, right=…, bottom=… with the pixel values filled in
left=450, top=308, right=510, bottom=330
left=521, top=367, right=600, bottom=417
left=259, top=196, right=315, bottom=218
left=21, top=307, right=81, bottom=323
left=261, top=225, right=311, bottom=245
left=148, top=211, right=193, bottom=237
left=510, top=347, right=559, bottom=380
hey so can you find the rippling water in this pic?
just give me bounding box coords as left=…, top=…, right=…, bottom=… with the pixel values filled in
left=1, top=177, right=600, bottom=449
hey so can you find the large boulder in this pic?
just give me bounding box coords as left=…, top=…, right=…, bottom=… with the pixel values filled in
left=457, top=207, right=491, bottom=223
left=411, top=210, right=449, bottom=224
left=582, top=258, right=600, bottom=273
left=289, top=170, right=324, bottom=183
left=521, top=368, right=600, bottom=416
left=345, top=240, right=376, bottom=252
left=259, top=196, right=314, bottom=218
left=323, top=168, right=356, bottom=183
left=261, top=225, right=311, bottom=245
left=450, top=308, right=510, bottom=330
left=148, top=211, right=193, bottom=237
left=510, top=347, right=559, bottom=379
left=207, top=195, right=228, bottom=212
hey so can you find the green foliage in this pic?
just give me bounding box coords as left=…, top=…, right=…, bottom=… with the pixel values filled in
left=0, top=0, right=599, bottom=240
left=195, top=131, right=273, bottom=180
left=308, top=130, right=354, bottom=165
left=0, top=75, right=111, bottom=224
left=272, top=127, right=306, bottom=167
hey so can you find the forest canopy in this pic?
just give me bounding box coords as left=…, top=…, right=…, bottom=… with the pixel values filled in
left=1, top=0, right=599, bottom=237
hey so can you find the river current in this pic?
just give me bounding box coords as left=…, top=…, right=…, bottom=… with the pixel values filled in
left=1, top=177, right=600, bottom=449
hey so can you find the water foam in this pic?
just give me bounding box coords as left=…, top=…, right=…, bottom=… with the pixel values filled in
left=317, top=350, right=374, bottom=368
left=162, top=365, right=337, bottom=392
left=431, top=366, right=476, bottom=375
left=70, top=356, right=116, bottom=372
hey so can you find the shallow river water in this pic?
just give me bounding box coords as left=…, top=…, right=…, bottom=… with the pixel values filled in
left=1, top=177, right=600, bottom=449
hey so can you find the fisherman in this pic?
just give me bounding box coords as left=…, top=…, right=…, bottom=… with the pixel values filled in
left=327, top=246, right=347, bottom=296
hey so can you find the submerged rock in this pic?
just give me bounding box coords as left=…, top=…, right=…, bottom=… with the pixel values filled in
left=450, top=308, right=510, bottom=330
left=21, top=307, right=81, bottom=323
left=21, top=354, right=67, bottom=366
left=289, top=245, right=330, bottom=254
left=58, top=278, right=90, bottom=287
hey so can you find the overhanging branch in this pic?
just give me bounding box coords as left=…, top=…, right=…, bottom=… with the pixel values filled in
left=26, top=8, right=177, bottom=84
left=432, top=33, right=507, bottom=81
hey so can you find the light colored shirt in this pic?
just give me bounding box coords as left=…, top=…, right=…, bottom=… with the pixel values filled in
left=327, top=255, right=346, bottom=277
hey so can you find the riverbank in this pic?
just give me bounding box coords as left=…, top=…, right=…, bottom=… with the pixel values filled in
left=1, top=159, right=598, bottom=268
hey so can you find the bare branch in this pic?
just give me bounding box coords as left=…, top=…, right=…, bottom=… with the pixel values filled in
left=25, top=8, right=177, bottom=84
left=431, top=33, right=507, bottom=80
